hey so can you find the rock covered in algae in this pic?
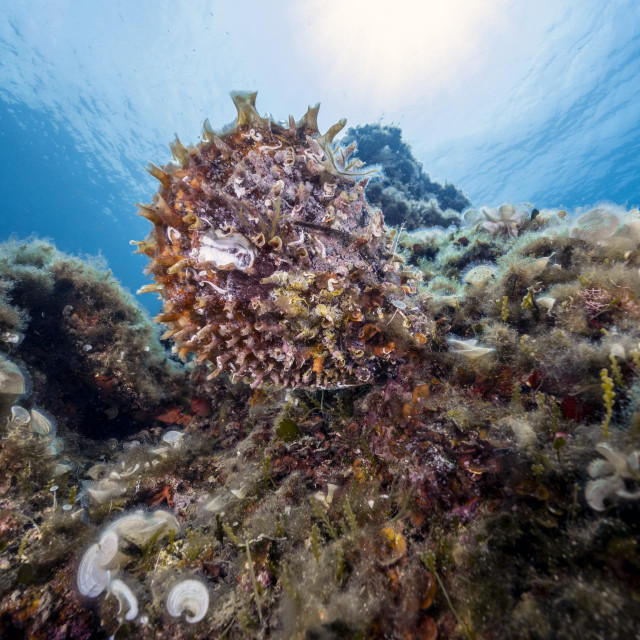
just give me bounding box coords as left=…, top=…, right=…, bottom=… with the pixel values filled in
left=136, top=91, right=430, bottom=389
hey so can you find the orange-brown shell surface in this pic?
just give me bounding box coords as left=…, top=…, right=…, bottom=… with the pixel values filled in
left=135, top=91, right=428, bottom=389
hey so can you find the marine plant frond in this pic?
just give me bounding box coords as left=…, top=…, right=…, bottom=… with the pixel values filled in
left=317, top=136, right=383, bottom=181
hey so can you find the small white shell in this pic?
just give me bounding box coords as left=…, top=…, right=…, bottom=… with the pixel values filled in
left=108, top=579, right=138, bottom=621
left=195, top=230, right=255, bottom=271
left=229, top=487, right=246, bottom=499
left=166, top=579, right=209, bottom=623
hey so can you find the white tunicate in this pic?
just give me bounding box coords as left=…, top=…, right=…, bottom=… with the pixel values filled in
left=10, top=405, right=31, bottom=426
left=95, top=532, right=121, bottom=568
left=62, top=304, right=74, bottom=315
left=193, top=230, right=255, bottom=271
left=54, top=462, right=72, bottom=478
left=85, top=463, right=107, bottom=480
left=162, top=430, right=185, bottom=448
left=1, top=331, right=22, bottom=344
left=536, top=297, right=556, bottom=313
left=108, top=579, right=138, bottom=621
left=86, top=480, right=126, bottom=504
left=166, top=579, right=209, bottom=624
left=585, top=476, right=625, bottom=512
left=107, top=510, right=180, bottom=547
left=446, top=337, right=495, bottom=359
left=0, top=357, right=26, bottom=395
left=30, top=408, right=54, bottom=436
left=572, top=208, right=619, bottom=243
left=77, top=543, right=111, bottom=597
left=532, top=255, right=554, bottom=274
left=83, top=344, right=93, bottom=352
left=43, top=437, right=64, bottom=457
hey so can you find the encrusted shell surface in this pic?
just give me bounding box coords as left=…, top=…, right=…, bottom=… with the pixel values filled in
left=166, top=579, right=209, bottom=623
left=135, top=91, right=430, bottom=389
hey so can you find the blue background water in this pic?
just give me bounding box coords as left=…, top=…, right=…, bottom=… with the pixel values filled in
left=1, top=1, right=639, bottom=313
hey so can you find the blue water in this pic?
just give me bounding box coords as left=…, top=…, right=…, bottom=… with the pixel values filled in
left=1, top=1, right=639, bottom=313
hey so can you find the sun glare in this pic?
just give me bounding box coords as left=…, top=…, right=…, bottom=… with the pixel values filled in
left=294, top=0, right=508, bottom=106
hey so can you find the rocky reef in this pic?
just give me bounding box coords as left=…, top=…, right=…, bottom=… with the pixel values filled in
left=0, top=239, right=187, bottom=438
left=342, top=123, right=470, bottom=229
left=1, top=95, right=639, bottom=640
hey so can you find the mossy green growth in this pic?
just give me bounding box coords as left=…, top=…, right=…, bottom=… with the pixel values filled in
left=275, top=418, right=300, bottom=442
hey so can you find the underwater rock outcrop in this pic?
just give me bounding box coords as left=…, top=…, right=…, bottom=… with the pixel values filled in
left=342, top=123, right=470, bottom=229
left=135, top=91, right=430, bottom=390
left=0, top=239, right=186, bottom=437
left=2, top=90, right=640, bottom=639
